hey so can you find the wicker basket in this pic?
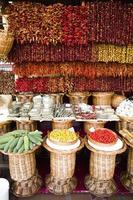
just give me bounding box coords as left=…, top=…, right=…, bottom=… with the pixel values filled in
left=84, top=137, right=126, bottom=197
left=90, top=152, right=116, bottom=180
left=51, top=153, right=76, bottom=179
left=16, top=93, right=34, bottom=103
left=44, top=137, right=84, bottom=195
left=117, top=116, right=133, bottom=132
left=121, top=140, right=133, bottom=192
left=111, top=94, right=126, bottom=108
left=52, top=120, right=73, bottom=129
left=84, top=121, right=105, bottom=133
left=51, top=93, right=64, bottom=106
left=16, top=120, right=37, bottom=131
left=1, top=145, right=42, bottom=197
left=11, top=171, right=42, bottom=197
left=0, top=121, right=12, bottom=135
left=67, top=92, right=91, bottom=105
left=92, top=92, right=114, bottom=106
left=9, top=152, right=36, bottom=181
left=0, top=15, right=14, bottom=60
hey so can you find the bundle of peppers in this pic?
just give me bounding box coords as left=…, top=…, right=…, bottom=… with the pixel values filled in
left=13, top=62, right=133, bottom=78
left=6, top=1, right=133, bottom=45
left=15, top=77, right=66, bottom=93
left=94, top=44, right=133, bottom=63
left=9, top=42, right=133, bottom=63
left=15, top=76, right=133, bottom=93
left=8, top=43, right=92, bottom=63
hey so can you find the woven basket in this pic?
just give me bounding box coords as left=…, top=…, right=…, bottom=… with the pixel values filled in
left=92, top=92, right=114, bottom=106
left=9, top=152, right=36, bottom=181
left=0, top=121, right=11, bottom=135
left=51, top=93, right=64, bottom=106
left=84, top=121, right=105, bottom=133
left=121, top=143, right=133, bottom=192
left=90, top=152, right=116, bottom=180
left=16, top=120, right=37, bottom=131
left=84, top=137, right=126, bottom=197
left=51, top=153, right=76, bottom=179
left=52, top=120, right=73, bottom=129
left=0, top=15, right=14, bottom=60
left=16, top=93, right=34, bottom=103
left=127, top=148, right=133, bottom=176
left=11, top=171, right=42, bottom=197
left=67, top=92, right=91, bottom=105
left=118, top=120, right=133, bottom=132
left=44, top=137, right=84, bottom=195
left=111, top=94, right=126, bottom=108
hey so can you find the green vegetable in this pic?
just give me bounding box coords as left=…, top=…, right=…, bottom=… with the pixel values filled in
left=18, top=144, right=24, bottom=153
left=28, top=134, right=41, bottom=145
left=13, top=147, right=18, bottom=153
left=29, top=141, right=34, bottom=150
left=16, top=137, right=24, bottom=150
left=10, top=137, right=20, bottom=150
left=0, top=136, right=13, bottom=144
left=32, top=135, right=43, bottom=142
left=24, top=135, right=29, bottom=151
left=4, top=137, right=15, bottom=152
left=0, top=144, right=5, bottom=150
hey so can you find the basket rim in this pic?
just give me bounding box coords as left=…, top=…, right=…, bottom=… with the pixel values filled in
left=0, top=144, right=40, bottom=156
left=92, top=92, right=114, bottom=97
left=67, top=92, right=91, bottom=97
left=123, top=138, right=133, bottom=148
left=117, top=115, right=133, bottom=122
left=84, top=136, right=127, bottom=155
left=43, top=136, right=84, bottom=154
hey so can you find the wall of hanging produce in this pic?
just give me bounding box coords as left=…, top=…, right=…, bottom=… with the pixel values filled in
left=13, top=62, right=133, bottom=78
left=6, top=1, right=133, bottom=45
left=5, top=1, right=133, bottom=93
left=15, top=76, right=133, bottom=93
left=8, top=43, right=133, bottom=63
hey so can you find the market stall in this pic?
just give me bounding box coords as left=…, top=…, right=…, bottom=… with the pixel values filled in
left=0, top=0, right=132, bottom=198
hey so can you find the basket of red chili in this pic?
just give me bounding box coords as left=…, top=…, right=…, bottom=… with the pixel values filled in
left=88, top=128, right=118, bottom=146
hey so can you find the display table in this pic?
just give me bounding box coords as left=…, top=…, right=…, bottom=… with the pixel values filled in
left=121, top=139, right=133, bottom=192
left=0, top=146, right=42, bottom=197
left=84, top=137, right=126, bottom=197
left=43, top=137, right=84, bottom=195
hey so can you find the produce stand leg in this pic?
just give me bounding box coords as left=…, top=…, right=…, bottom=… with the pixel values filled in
left=8, top=152, right=42, bottom=197
left=84, top=152, right=116, bottom=197
left=121, top=147, right=133, bottom=192
left=11, top=171, right=42, bottom=197
left=45, top=152, right=77, bottom=195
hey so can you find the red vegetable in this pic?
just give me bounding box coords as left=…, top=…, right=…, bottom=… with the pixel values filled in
left=89, top=129, right=117, bottom=144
